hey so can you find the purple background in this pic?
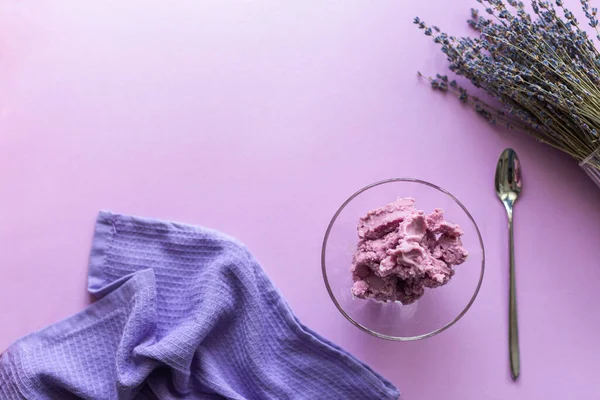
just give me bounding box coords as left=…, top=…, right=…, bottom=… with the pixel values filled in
left=1, top=1, right=599, bottom=398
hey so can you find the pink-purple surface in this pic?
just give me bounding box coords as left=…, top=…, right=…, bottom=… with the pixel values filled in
left=1, top=1, right=599, bottom=399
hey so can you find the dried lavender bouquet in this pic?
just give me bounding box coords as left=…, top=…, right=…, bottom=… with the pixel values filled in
left=416, top=0, right=600, bottom=186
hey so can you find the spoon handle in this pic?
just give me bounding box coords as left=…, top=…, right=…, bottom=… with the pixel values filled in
left=508, top=213, right=520, bottom=380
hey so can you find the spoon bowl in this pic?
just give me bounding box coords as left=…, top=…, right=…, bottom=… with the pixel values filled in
left=495, top=149, right=523, bottom=211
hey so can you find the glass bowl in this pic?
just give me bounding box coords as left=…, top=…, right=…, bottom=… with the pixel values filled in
left=321, top=178, right=485, bottom=341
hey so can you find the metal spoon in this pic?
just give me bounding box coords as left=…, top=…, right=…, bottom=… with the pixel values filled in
left=495, top=148, right=522, bottom=381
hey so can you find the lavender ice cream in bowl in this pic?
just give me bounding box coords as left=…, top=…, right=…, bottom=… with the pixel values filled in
left=351, top=198, right=468, bottom=304
left=322, top=179, right=484, bottom=341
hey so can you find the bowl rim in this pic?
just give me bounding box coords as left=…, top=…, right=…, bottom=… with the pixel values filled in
left=321, top=178, right=486, bottom=341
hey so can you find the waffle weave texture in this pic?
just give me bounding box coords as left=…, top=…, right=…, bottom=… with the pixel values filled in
left=0, top=211, right=399, bottom=400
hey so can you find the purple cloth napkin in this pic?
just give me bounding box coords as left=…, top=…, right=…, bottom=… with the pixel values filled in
left=0, top=211, right=399, bottom=399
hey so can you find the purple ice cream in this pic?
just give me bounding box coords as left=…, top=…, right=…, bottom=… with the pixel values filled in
left=351, top=198, right=468, bottom=304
